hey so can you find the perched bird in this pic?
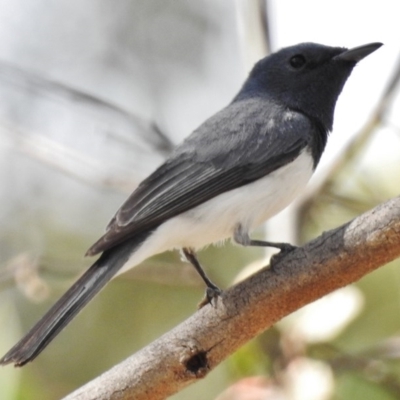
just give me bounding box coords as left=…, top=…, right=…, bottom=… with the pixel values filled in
left=0, top=42, right=382, bottom=367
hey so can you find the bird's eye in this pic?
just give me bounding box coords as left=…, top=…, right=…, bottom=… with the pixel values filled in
left=289, top=54, right=306, bottom=69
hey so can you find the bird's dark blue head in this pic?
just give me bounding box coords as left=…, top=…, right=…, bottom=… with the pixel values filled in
left=237, top=42, right=382, bottom=131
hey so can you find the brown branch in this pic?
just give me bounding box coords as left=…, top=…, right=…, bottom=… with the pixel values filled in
left=63, top=196, right=400, bottom=400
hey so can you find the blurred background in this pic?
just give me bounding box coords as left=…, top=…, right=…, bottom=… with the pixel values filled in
left=0, top=1, right=399, bottom=399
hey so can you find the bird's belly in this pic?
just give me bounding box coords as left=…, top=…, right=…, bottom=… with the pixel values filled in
left=118, top=149, right=313, bottom=274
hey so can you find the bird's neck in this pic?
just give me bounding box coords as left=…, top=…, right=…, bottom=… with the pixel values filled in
left=305, top=113, right=330, bottom=167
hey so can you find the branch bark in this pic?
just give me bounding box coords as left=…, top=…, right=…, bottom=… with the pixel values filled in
left=63, top=196, right=400, bottom=400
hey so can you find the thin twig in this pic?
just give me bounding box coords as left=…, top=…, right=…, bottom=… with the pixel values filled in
left=235, top=0, right=270, bottom=72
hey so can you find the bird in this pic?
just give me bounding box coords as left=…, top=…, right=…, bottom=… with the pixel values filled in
left=0, top=41, right=382, bottom=367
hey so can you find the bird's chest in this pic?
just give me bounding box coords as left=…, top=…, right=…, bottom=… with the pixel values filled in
left=177, top=148, right=314, bottom=247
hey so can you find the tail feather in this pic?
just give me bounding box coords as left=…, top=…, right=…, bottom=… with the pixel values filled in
left=0, top=234, right=149, bottom=367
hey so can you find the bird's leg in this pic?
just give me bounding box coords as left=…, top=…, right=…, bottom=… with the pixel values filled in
left=182, top=247, right=222, bottom=308
left=233, top=224, right=297, bottom=269
left=241, top=239, right=297, bottom=253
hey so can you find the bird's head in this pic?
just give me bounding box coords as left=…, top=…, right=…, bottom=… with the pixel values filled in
left=239, top=42, right=382, bottom=131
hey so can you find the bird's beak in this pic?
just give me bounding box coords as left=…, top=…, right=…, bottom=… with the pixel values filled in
left=334, top=42, right=383, bottom=62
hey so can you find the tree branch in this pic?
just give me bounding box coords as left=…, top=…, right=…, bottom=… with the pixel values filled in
left=63, top=196, right=400, bottom=400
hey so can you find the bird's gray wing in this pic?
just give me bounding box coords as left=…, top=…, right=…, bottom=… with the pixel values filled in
left=87, top=106, right=314, bottom=255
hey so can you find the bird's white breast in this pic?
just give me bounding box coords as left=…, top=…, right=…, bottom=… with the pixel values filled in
left=119, top=148, right=314, bottom=274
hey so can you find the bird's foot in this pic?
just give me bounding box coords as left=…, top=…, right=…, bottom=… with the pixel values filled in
left=198, top=285, right=223, bottom=308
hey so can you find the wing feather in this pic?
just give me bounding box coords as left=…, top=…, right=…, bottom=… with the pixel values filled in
left=86, top=104, right=316, bottom=256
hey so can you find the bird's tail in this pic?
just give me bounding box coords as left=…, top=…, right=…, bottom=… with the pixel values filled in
left=0, top=233, right=150, bottom=367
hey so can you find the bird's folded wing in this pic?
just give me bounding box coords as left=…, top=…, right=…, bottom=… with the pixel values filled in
left=86, top=115, right=311, bottom=256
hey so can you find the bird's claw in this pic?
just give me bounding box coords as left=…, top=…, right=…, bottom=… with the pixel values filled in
left=198, top=286, right=223, bottom=308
